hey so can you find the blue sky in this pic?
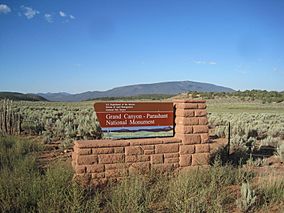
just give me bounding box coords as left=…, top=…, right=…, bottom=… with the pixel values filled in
left=0, top=0, right=284, bottom=93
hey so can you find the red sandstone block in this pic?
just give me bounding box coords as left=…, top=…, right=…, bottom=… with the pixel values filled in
left=86, top=164, right=105, bottom=173
left=75, top=148, right=92, bottom=155
left=105, top=169, right=128, bottom=178
left=151, top=154, right=164, bottom=164
left=180, top=145, right=195, bottom=154
left=129, top=138, right=163, bottom=146
left=164, top=153, right=179, bottom=159
left=144, top=150, right=155, bottom=155
left=105, top=163, right=128, bottom=170
left=195, top=144, right=210, bottom=153
left=194, top=110, right=207, bottom=117
left=175, top=109, right=195, bottom=117
left=125, top=155, right=150, bottom=163
left=175, top=117, right=199, bottom=125
left=142, top=145, right=155, bottom=150
left=125, top=146, right=143, bottom=155
left=193, top=125, right=209, bottom=134
left=92, top=147, right=114, bottom=154
left=98, top=154, right=124, bottom=164
left=75, top=165, right=86, bottom=174
left=129, top=162, right=150, bottom=174
left=198, top=117, right=208, bottom=125
left=175, top=126, right=193, bottom=134
left=77, top=155, right=98, bottom=165
left=175, top=134, right=201, bottom=145
left=114, top=147, right=124, bottom=153
left=175, top=103, right=198, bottom=109
left=192, top=153, right=209, bottom=166
left=91, top=172, right=105, bottom=179
left=180, top=155, right=192, bottom=167
left=155, top=144, right=179, bottom=154
left=197, top=103, right=207, bottom=109
left=165, top=157, right=179, bottom=164
left=162, top=138, right=182, bottom=144
left=200, top=133, right=210, bottom=143
left=76, top=140, right=130, bottom=148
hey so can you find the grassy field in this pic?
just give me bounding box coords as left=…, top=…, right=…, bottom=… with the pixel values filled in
left=1, top=97, right=284, bottom=212
left=0, top=136, right=283, bottom=212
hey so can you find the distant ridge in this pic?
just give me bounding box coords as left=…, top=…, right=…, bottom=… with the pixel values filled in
left=0, top=92, right=47, bottom=101
left=38, top=80, right=235, bottom=102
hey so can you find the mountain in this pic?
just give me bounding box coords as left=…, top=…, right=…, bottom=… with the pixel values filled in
left=0, top=92, right=48, bottom=101
left=38, top=81, right=235, bottom=102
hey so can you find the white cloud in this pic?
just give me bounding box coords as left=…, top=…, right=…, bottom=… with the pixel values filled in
left=193, top=60, right=217, bottom=65
left=44, top=14, right=53, bottom=23
left=69, top=14, right=75, bottom=19
left=21, top=6, right=39, bottom=19
left=0, top=4, right=11, bottom=14
left=59, top=11, right=66, bottom=17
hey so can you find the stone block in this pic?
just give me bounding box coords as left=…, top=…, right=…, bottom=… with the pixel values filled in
left=125, top=146, right=143, bottom=155
left=175, top=117, right=199, bottom=125
left=74, top=148, right=92, bottom=155
left=105, top=163, right=128, bottom=170
left=195, top=144, right=210, bottom=153
left=74, top=165, right=86, bottom=174
left=125, top=155, right=150, bottom=163
left=175, top=109, right=195, bottom=117
left=175, top=134, right=201, bottom=145
left=180, top=145, right=195, bottom=154
left=98, top=154, right=124, bottom=164
left=200, top=133, right=210, bottom=143
left=86, top=164, right=105, bottom=173
left=198, top=117, right=208, bottom=125
left=155, top=144, right=179, bottom=154
left=197, top=103, right=207, bottom=109
left=193, top=125, right=209, bottom=134
left=194, top=110, right=207, bottom=117
left=114, top=147, right=124, bottom=153
left=175, top=103, right=198, bottom=109
left=77, top=155, right=98, bottom=165
left=92, top=148, right=114, bottom=154
left=165, top=157, right=179, bottom=164
left=175, top=126, right=193, bottom=134
left=180, top=155, right=192, bottom=167
left=151, top=154, right=164, bottom=164
left=141, top=145, right=155, bottom=150
left=164, top=153, right=179, bottom=158
left=144, top=150, right=155, bottom=155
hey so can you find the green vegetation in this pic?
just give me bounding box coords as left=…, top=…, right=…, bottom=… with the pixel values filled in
left=0, top=100, right=102, bottom=149
left=0, top=92, right=47, bottom=102
left=1, top=137, right=283, bottom=212
left=198, top=90, right=284, bottom=103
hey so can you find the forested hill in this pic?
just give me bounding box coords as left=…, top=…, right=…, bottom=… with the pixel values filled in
left=0, top=92, right=47, bottom=101
left=38, top=81, right=235, bottom=102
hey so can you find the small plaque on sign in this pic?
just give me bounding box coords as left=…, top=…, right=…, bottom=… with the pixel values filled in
left=94, top=102, right=174, bottom=139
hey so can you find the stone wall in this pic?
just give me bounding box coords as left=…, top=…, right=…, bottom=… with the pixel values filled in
left=72, top=100, right=210, bottom=184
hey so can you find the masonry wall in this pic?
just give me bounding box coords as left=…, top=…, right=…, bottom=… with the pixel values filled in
left=72, top=100, right=210, bottom=185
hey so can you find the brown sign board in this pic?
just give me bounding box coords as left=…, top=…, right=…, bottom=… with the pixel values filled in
left=94, top=102, right=174, bottom=139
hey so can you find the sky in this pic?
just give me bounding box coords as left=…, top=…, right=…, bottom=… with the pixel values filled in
left=0, top=0, right=284, bottom=93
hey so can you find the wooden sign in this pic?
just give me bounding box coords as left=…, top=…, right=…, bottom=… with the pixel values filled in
left=94, top=102, right=173, bottom=139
